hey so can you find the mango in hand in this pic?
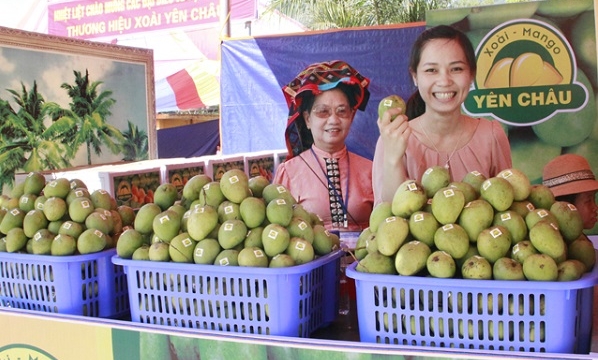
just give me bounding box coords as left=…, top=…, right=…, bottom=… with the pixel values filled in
left=378, top=94, right=406, bottom=121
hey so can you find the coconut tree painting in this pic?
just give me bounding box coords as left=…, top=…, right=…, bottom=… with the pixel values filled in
left=45, top=69, right=125, bottom=166
left=0, top=81, right=71, bottom=189
left=0, top=30, right=154, bottom=193
left=121, top=120, right=149, bottom=161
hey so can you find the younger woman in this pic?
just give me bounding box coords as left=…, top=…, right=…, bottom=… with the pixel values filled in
left=373, top=25, right=512, bottom=204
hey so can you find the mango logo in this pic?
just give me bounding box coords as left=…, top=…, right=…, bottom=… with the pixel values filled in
left=464, top=19, right=588, bottom=126
left=0, top=344, right=57, bottom=360
left=483, top=52, right=563, bottom=88
left=250, top=163, right=261, bottom=177
left=171, top=172, right=184, bottom=191
left=116, top=180, right=132, bottom=202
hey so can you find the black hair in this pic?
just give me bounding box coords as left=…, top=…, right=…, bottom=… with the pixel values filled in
left=405, top=90, right=426, bottom=121
left=406, top=25, right=476, bottom=120
left=556, top=194, right=577, bottom=204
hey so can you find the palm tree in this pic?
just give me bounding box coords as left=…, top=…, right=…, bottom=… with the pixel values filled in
left=121, top=120, right=149, bottom=161
left=45, top=69, right=124, bottom=165
left=263, top=0, right=537, bottom=29
left=0, top=81, right=70, bottom=189
left=263, top=0, right=452, bottom=29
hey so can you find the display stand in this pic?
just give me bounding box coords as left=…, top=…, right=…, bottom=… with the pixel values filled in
left=1, top=306, right=596, bottom=360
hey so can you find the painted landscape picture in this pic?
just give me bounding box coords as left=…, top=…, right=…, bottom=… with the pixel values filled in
left=0, top=27, right=155, bottom=192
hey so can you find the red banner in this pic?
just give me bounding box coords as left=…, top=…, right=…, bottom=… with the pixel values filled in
left=48, top=0, right=256, bottom=39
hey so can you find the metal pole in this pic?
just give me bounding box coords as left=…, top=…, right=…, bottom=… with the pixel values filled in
left=220, top=0, right=231, bottom=38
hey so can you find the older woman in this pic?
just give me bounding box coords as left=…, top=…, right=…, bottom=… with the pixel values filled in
left=273, top=60, right=374, bottom=231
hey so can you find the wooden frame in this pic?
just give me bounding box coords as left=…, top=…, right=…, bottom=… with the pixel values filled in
left=0, top=26, right=156, bottom=175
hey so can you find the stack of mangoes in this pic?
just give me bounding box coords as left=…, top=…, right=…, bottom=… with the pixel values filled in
left=0, top=172, right=135, bottom=256
left=116, top=169, right=340, bottom=268
left=355, top=166, right=596, bottom=282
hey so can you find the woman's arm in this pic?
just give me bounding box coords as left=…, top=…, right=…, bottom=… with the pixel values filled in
left=372, top=109, right=411, bottom=204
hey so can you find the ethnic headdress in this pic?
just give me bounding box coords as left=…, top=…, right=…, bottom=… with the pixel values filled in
left=281, top=60, right=370, bottom=159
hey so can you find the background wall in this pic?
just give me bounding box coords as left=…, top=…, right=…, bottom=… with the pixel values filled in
left=220, top=23, right=425, bottom=160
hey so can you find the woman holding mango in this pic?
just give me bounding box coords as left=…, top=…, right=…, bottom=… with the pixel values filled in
left=373, top=25, right=512, bottom=205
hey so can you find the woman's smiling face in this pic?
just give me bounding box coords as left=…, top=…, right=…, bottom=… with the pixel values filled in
left=303, top=88, right=355, bottom=153
left=411, top=38, right=474, bottom=116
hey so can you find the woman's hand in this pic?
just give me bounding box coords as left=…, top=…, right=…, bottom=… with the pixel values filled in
left=377, top=107, right=412, bottom=167
left=373, top=107, right=412, bottom=204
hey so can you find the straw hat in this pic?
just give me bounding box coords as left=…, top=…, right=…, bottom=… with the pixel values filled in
left=542, top=154, right=598, bottom=197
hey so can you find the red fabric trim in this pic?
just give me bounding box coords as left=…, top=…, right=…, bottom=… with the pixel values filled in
left=166, top=70, right=205, bottom=110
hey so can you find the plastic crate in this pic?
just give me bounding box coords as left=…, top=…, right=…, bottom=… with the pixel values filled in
left=346, top=252, right=598, bottom=354
left=0, top=249, right=129, bottom=318
left=112, top=249, right=343, bottom=337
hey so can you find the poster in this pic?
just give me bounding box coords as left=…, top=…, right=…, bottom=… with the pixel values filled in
left=427, top=0, right=598, bottom=233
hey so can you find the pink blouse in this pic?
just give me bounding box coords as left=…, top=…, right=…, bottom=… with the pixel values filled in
left=373, top=118, right=512, bottom=204
left=273, top=145, right=374, bottom=231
